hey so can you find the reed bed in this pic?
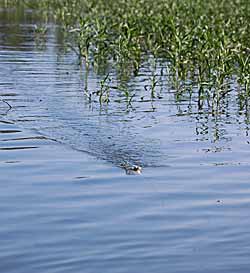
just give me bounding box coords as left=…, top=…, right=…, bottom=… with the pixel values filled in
left=2, top=0, right=250, bottom=112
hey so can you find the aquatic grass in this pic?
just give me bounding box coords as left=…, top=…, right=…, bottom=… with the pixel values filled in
left=2, top=0, right=250, bottom=111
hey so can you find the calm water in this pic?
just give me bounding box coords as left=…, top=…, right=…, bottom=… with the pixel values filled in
left=1, top=6, right=250, bottom=273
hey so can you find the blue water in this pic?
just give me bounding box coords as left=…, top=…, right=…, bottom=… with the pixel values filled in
left=1, top=6, right=250, bottom=273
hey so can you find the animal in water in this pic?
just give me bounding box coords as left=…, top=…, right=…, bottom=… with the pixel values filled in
left=121, top=163, right=142, bottom=175
left=125, top=165, right=142, bottom=175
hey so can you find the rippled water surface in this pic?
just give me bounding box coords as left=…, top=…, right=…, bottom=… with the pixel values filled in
left=1, top=6, right=250, bottom=273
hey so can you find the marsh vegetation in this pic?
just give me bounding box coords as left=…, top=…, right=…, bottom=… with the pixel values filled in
left=2, top=0, right=250, bottom=113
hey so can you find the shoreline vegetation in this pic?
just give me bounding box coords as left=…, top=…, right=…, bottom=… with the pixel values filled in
left=2, top=0, right=250, bottom=113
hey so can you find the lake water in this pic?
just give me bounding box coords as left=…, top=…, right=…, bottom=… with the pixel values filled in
left=1, top=6, right=250, bottom=273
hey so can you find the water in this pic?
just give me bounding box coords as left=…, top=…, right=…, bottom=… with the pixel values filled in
left=1, top=6, right=250, bottom=273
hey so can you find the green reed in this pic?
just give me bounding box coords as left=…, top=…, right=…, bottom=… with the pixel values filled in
left=2, top=0, right=250, bottom=110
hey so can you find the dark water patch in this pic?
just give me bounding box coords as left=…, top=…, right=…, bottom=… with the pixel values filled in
left=0, top=120, right=14, bottom=124
left=0, top=146, right=38, bottom=150
left=0, top=136, right=47, bottom=141
left=4, top=160, right=20, bottom=164
left=0, top=129, right=21, bottom=133
left=0, top=92, right=18, bottom=96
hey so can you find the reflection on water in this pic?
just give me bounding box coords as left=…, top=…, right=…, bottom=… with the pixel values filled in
left=1, top=5, right=250, bottom=273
